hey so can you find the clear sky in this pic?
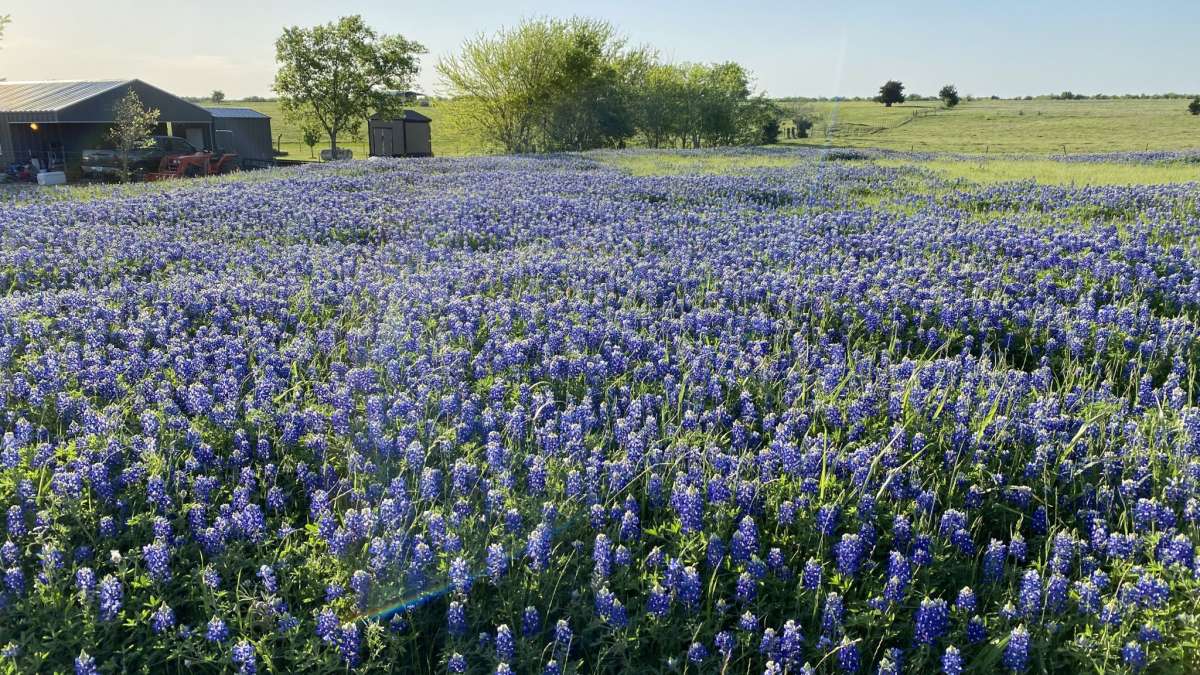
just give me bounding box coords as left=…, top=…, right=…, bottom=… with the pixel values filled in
left=1, top=1, right=1196, bottom=99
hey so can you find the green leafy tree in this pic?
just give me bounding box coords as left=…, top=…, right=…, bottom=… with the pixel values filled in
left=875, top=80, right=905, bottom=107
left=0, top=15, right=10, bottom=46
left=108, top=89, right=160, bottom=182
left=1189, top=97, right=1200, bottom=115
left=439, top=17, right=647, bottom=153
left=792, top=116, right=814, bottom=139
left=738, top=96, right=784, bottom=145
left=631, top=64, right=687, bottom=148
left=210, top=90, right=225, bottom=104
left=302, top=125, right=322, bottom=158
left=274, top=15, right=425, bottom=157
left=939, top=84, right=960, bottom=108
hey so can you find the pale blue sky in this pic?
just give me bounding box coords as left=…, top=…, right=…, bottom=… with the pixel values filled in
left=1, top=1, right=1196, bottom=99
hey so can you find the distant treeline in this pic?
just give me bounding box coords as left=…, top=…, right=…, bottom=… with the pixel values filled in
left=779, top=92, right=1199, bottom=102
left=181, top=95, right=277, bottom=103
left=437, top=17, right=784, bottom=153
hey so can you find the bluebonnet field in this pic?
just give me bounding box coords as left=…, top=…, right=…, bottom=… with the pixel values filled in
left=1, top=151, right=1200, bottom=674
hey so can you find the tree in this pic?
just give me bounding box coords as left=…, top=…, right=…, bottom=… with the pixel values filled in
left=439, top=17, right=644, bottom=153
left=0, top=15, right=10, bottom=47
left=738, top=96, right=784, bottom=145
left=631, top=64, right=688, bottom=148
left=1189, top=98, right=1200, bottom=116
left=274, top=15, right=425, bottom=157
left=876, top=80, right=905, bottom=107
left=939, top=84, right=960, bottom=108
left=108, top=89, right=160, bottom=183
left=210, top=90, right=226, bottom=104
left=792, top=116, right=814, bottom=139
left=302, top=125, right=322, bottom=158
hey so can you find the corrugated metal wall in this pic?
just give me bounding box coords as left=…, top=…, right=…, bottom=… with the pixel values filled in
left=213, top=117, right=274, bottom=166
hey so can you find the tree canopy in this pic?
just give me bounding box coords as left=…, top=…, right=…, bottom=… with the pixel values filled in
left=274, top=15, right=425, bottom=155
left=876, top=80, right=905, bottom=107
left=939, top=84, right=960, bottom=108
left=1189, top=97, right=1200, bottom=115
left=439, top=18, right=781, bottom=153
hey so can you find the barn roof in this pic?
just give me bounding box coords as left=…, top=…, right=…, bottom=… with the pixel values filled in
left=0, top=79, right=213, bottom=123
left=0, top=80, right=129, bottom=113
left=205, top=107, right=270, bottom=119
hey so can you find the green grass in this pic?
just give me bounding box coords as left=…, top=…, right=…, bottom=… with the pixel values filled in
left=208, top=97, right=1200, bottom=162
left=886, top=158, right=1200, bottom=185
left=207, top=99, right=486, bottom=160
left=596, top=148, right=1199, bottom=187
left=598, top=151, right=806, bottom=176
left=781, top=98, right=1200, bottom=154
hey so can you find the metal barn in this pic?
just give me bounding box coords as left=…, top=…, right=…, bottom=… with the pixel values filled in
left=368, top=110, right=432, bottom=158
left=206, top=107, right=274, bottom=167
left=0, top=80, right=215, bottom=174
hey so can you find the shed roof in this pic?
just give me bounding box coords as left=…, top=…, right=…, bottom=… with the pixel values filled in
left=0, top=80, right=129, bottom=113
left=205, top=106, right=270, bottom=119
left=372, top=110, right=432, bottom=123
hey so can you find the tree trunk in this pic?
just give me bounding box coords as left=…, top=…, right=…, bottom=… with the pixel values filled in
left=328, top=131, right=338, bottom=161
left=885, top=102, right=892, bottom=107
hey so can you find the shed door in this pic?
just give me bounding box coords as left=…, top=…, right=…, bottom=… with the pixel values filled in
left=373, top=126, right=394, bottom=156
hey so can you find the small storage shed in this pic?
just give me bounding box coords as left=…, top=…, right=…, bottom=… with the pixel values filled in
left=205, top=107, right=274, bottom=168
left=368, top=110, right=432, bottom=158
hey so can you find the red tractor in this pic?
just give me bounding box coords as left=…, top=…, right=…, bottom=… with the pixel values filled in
left=145, top=151, right=239, bottom=181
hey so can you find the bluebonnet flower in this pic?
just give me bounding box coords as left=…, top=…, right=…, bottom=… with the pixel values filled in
left=1121, top=641, right=1146, bottom=672
left=98, top=575, right=122, bottom=622
left=1003, top=626, right=1029, bottom=672
left=258, top=565, right=278, bottom=594
left=206, top=616, right=230, bottom=643
left=337, top=622, right=362, bottom=667
left=802, top=557, right=822, bottom=590
left=142, top=541, right=171, bottom=583
left=966, top=616, right=987, bottom=644
left=914, top=598, right=949, bottom=646
left=955, top=587, right=977, bottom=613
left=835, top=534, right=865, bottom=576
left=942, top=645, right=963, bottom=675
left=448, top=601, right=468, bottom=637
left=715, top=630, right=735, bottom=658
left=1018, top=569, right=1041, bottom=618
left=837, top=638, right=860, bottom=673
left=495, top=624, right=514, bottom=662
left=75, top=651, right=99, bottom=675
left=232, top=641, right=257, bottom=675
left=151, top=603, right=176, bottom=634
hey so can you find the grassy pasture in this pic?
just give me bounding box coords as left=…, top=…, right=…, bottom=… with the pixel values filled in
left=206, top=99, right=484, bottom=160
left=207, top=97, right=1200, bottom=162
left=781, top=98, right=1200, bottom=154
left=892, top=158, right=1200, bottom=185
left=599, top=149, right=1200, bottom=185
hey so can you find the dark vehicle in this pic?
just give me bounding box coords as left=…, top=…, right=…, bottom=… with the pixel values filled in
left=81, top=136, right=198, bottom=181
